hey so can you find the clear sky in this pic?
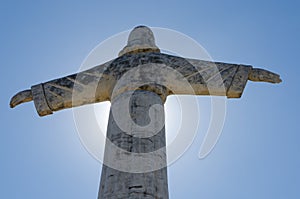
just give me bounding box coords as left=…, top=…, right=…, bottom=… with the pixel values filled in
left=1, top=1, right=299, bottom=198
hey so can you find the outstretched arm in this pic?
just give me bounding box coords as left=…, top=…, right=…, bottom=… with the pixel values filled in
left=10, top=60, right=114, bottom=116
left=174, top=56, right=281, bottom=98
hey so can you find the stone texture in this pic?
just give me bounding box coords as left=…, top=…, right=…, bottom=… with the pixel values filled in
left=31, top=84, right=53, bottom=116
left=119, top=26, right=160, bottom=56
left=98, top=90, right=169, bottom=199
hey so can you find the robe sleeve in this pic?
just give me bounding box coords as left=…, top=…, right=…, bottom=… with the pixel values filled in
left=31, top=60, right=113, bottom=116
left=184, top=58, right=252, bottom=98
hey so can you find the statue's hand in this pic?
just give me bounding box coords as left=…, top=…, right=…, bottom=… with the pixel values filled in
left=248, top=68, right=282, bottom=83
left=10, top=89, right=33, bottom=108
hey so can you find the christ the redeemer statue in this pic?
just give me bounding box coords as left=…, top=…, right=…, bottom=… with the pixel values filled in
left=10, top=26, right=281, bottom=199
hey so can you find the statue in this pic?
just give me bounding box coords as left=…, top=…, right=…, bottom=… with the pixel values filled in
left=10, top=26, right=281, bottom=199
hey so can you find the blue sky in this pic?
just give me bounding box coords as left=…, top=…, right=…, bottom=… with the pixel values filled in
left=1, top=1, right=299, bottom=198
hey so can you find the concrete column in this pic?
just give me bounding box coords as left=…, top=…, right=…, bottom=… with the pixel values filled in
left=98, top=90, right=169, bottom=199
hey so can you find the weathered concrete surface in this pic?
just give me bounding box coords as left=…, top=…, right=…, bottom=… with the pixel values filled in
left=119, top=26, right=160, bottom=56
left=98, top=90, right=169, bottom=199
left=10, top=51, right=281, bottom=116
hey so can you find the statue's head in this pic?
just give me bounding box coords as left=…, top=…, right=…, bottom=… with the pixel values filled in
left=118, top=26, right=160, bottom=56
